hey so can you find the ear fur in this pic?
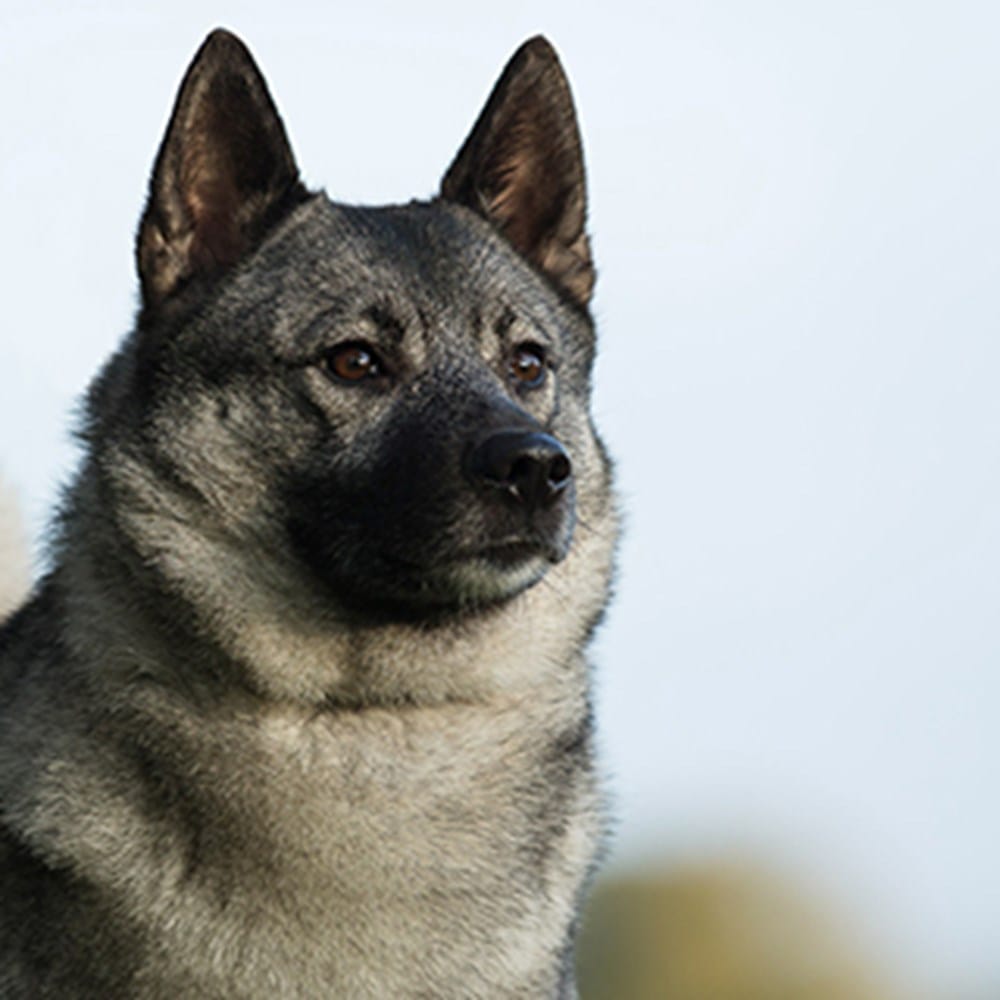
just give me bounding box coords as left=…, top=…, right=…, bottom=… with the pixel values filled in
left=441, top=37, right=594, bottom=307
left=137, top=29, right=307, bottom=308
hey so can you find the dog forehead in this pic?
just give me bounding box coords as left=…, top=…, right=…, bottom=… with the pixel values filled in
left=291, top=197, right=549, bottom=313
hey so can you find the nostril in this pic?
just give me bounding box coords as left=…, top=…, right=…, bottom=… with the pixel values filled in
left=547, top=453, right=571, bottom=490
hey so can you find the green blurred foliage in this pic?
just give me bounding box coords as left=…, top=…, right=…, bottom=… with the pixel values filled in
left=577, top=861, right=898, bottom=1000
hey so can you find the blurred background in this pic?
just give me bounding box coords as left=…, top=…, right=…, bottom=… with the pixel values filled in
left=2, top=2, right=998, bottom=997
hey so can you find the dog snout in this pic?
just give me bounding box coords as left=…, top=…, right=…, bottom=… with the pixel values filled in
left=464, top=431, right=572, bottom=512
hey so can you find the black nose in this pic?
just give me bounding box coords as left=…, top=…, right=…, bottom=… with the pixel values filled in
left=464, top=431, right=572, bottom=511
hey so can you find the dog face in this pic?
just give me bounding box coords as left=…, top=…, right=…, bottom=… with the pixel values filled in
left=275, top=202, right=593, bottom=615
left=85, top=31, right=609, bottom=625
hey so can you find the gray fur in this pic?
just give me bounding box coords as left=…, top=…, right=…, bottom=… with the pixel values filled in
left=0, top=30, right=617, bottom=998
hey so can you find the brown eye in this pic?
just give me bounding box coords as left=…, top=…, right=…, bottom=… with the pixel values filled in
left=510, top=344, right=547, bottom=388
left=325, top=342, right=381, bottom=382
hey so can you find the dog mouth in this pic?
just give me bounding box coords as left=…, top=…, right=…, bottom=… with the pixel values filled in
left=331, top=533, right=567, bottom=620
left=459, top=538, right=560, bottom=567
left=288, top=473, right=575, bottom=619
left=420, top=532, right=571, bottom=606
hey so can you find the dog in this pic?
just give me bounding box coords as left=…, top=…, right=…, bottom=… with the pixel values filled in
left=0, top=29, right=617, bottom=998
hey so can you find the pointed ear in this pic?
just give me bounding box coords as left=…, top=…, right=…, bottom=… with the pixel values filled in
left=137, top=29, right=307, bottom=308
left=441, top=37, right=594, bottom=307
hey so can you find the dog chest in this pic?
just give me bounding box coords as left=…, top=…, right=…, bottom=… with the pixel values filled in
left=118, top=698, right=598, bottom=996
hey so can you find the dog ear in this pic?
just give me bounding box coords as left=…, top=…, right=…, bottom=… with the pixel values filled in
left=441, top=37, right=594, bottom=308
left=137, top=29, right=307, bottom=308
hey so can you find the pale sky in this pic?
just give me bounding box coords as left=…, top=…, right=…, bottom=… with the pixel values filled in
left=2, top=2, right=999, bottom=995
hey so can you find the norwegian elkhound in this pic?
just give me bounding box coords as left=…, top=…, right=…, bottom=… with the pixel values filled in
left=0, top=29, right=617, bottom=998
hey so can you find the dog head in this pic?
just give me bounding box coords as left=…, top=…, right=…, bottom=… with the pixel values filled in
left=82, top=32, right=614, bottom=672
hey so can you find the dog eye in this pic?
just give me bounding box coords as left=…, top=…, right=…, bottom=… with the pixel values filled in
left=509, top=344, right=547, bottom=388
left=324, top=342, right=382, bottom=382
